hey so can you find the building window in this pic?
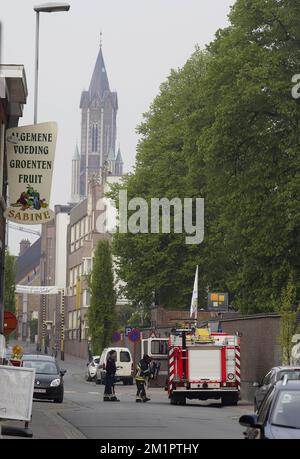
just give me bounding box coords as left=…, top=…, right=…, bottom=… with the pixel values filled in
left=71, top=226, right=75, bottom=243
left=70, top=217, right=90, bottom=253
left=83, top=289, right=90, bottom=307
left=92, top=124, right=98, bottom=153
left=83, top=257, right=92, bottom=275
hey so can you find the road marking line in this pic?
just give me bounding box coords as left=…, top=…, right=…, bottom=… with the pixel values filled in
left=88, top=392, right=100, bottom=395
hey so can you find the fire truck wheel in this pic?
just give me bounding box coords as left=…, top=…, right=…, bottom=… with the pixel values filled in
left=221, top=396, right=238, bottom=406
left=170, top=396, right=178, bottom=405
left=170, top=395, right=186, bottom=405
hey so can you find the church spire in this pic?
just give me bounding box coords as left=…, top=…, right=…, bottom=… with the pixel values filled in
left=73, top=142, right=80, bottom=160
left=89, top=44, right=110, bottom=99
left=116, top=146, right=123, bottom=164
left=115, top=146, right=124, bottom=176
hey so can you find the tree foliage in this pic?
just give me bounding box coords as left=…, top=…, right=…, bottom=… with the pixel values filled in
left=277, top=273, right=300, bottom=365
left=87, top=240, right=117, bottom=355
left=110, top=0, right=300, bottom=314
left=4, top=250, right=16, bottom=313
left=29, top=318, right=38, bottom=343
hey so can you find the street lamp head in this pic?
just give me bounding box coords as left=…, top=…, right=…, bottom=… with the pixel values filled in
left=34, top=2, right=70, bottom=13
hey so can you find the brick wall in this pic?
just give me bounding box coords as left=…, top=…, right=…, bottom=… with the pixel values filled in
left=150, top=305, right=213, bottom=328
left=65, top=338, right=89, bottom=360
left=220, top=314, right=281, bottom=401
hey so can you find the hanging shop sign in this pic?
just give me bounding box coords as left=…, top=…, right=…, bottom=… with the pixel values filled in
left=4, top=122, right=57, bottom=224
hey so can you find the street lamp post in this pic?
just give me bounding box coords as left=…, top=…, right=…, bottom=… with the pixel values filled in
left=33, top=2, right=70, bottom=124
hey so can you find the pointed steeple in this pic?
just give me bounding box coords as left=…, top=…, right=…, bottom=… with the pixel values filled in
left=114, top=146, right=124, bottom=176
left=107, top=146, right=115, bottom=161
left=116, top=147, right=123, bottom=163
left=73, top=143, right=80, bottom=160
left=89, top=46, right=110, bottom=100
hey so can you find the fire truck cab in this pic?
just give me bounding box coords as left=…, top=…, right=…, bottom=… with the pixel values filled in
left=167, top=328, right=241, bottom=406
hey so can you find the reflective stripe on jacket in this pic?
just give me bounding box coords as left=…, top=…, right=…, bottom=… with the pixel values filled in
left=135, top=359, right=151, bottom=381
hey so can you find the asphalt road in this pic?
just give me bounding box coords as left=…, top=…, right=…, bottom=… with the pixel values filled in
left=44, top=356, right=251, bottom=439
left=2, top=352, right=252, bottom=439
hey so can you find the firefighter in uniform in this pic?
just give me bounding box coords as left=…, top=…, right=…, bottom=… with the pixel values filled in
left=135, top=354, right=152, bottom=403
left=104, top=350, right=120, bottom=402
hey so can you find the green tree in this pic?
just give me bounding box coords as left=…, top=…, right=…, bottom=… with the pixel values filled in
left=197, top=0, right=300, bottom=312
left=4, top=250, right=16, bottom=313
left=108, top=49, right=210, bottom=312
left=29, top=318, right=38, bottom=343
left=87, top=240, right=117, bottom=355
left=277, top=274, right=300, bottom=365
left=109, top=0, right=300, bottom=314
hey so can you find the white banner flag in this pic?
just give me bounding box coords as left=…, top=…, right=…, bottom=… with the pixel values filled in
left=190, top=265, right=198, bottom=319
left=15, top=285, right=59, bottom=295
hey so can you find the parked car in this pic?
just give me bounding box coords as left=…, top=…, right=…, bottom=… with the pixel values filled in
left=95, top=347, right=134, bottom=385
left=85, top=355, right=100, bottom=381
left=240, top=377, right=300, bottom=439
left=22, top=354, right=66, bottom=403
left=253, top=366, right=300, bottom=410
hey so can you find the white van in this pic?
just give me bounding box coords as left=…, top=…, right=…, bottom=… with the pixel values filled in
left=95, top=347, right=134, bottom=385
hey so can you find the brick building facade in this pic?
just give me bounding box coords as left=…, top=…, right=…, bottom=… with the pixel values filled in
left=0, top=64, right=27, bottom=333
left=16, top=238, right=41, bottom=341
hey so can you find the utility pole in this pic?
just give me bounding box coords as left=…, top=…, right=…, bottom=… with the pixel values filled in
left=41, top=294, right=46, bottom=352
left=60, top=288, right=65, bottom=361
left=0, top=243, right=4, bottom=336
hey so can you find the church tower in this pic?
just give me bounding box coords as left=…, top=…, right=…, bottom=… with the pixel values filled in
left=78, top=41, right=119, bottom=198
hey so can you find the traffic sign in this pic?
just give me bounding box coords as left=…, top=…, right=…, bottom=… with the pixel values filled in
left=3, top=311, right=18, bottom=336
left=128, top=328, right=140, bottom=343
left=125, top=326, right=132, bottom=337
left=112, top=331, right=121, bottom=342
left=207, top=292, right=229, bottom=312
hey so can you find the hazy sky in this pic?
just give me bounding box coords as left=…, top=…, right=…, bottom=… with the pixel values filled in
left=1, top=0, right=233, bottom=254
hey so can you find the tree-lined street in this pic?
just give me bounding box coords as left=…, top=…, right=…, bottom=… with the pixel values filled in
left=1, top=0, right=300, bottom=443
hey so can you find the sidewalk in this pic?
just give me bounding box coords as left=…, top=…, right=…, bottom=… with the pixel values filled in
left=2, top=344, right=87, bottom=439
left=2, top=403, right=85, bottom=439
left=56, top=352, right=87, bottom=375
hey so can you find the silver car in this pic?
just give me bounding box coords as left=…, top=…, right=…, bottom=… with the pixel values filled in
left=254, top=366, right=300, bottom=411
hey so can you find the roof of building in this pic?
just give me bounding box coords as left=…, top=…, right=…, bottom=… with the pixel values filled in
left=116, top=147, right=123, bottom=163
left=107, top=146, right=115, bottom=161
left=16, top=237, right=41, bottom=283
left=110, top=92, right=118, bottom=110
left=73, top=144, right=80, bottom=160
left=89, top=46, right=110, bottom=100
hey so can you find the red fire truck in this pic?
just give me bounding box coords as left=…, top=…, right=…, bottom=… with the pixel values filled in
left=167, top=328, right=241, bottom=406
